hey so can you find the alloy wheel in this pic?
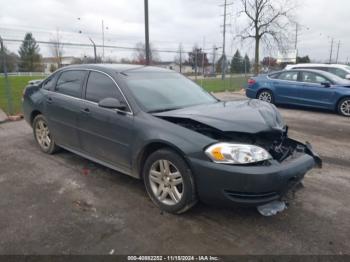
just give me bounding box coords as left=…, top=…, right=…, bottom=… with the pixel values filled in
left=340, top=99, right=350, bottom=116
left=258, top=91, right=272, bottom=103
left=148, top=159, right=184, bottom=206
left=35, top=119, right=52, bottom=150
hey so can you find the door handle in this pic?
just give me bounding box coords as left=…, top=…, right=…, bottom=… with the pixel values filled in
left=46, top=97, right=53, bottom=104
left=81, top=108, right=90, bottom=114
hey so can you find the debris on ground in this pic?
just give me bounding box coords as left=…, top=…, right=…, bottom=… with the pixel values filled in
left=73, top=200, right=96, bottom=213
left=257, top=200, right=287, bottom=216
left=7, top=114, right=24, bottom=121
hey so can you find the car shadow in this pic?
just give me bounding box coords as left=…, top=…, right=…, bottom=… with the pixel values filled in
left=275, top=103, right=336, bottom=116
left=56, top=148, right=263, bottom=219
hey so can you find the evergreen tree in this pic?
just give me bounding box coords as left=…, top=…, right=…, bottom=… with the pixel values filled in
left=231, top=50, right=243, bottom=73
left=243, top=54, right=251, bottom=73
left=18, top=33, right=42, bottom=72
left=0, top=45, right=19, bottom=73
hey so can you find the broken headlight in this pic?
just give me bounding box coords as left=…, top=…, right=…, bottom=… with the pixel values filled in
left=205, top=143, right=272, bottom=164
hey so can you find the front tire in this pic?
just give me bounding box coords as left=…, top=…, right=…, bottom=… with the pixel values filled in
left=257, top=90, right=274, bottom=104
left=143, top=149, right=197, bottom=214
left=337, top=97, right=350, bottom=117
left=33, top=114, right=59, bottom=154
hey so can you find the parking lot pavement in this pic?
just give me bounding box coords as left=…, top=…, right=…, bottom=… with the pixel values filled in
left=0, top=93, right=349, bottom=255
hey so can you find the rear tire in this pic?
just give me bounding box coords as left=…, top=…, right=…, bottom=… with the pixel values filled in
left=143, top=149, right=197, bottom=214
left=257, top=90, right=274, bottom=104
left=337, top=97, right=350, bottom=117
left=33, top=114, right=59, bottom=154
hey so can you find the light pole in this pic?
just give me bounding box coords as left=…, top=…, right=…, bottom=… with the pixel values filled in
left=78, top=29, right=97, bottom=63
left=78, top=17, right=108, bottom=63
left=101, top=20, right=109, bottom=62
left=88, top=37, right=97, bottom=63
left=212, top=46, right=222, bottom=75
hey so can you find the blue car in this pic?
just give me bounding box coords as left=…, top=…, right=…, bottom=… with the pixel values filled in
left=246, top=69, right=350, bottom=116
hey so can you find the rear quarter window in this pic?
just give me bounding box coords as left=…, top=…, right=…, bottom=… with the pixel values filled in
left=268, top=73, right=280, bottom=79
left=42, top=75, right=56, bottom=90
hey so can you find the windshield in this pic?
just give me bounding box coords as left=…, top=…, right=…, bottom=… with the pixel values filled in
left=124, top=72, right=218, bottom=112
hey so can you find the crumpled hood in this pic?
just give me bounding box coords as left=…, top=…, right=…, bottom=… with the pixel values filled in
left=153, top=99, right=285, bottom=134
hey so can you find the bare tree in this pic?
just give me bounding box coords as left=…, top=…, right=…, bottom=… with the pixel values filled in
left=237, top=0, right=296, bottom=74
left=50, top=29, right=64, bottom=68
left=133, top=42, right=160, bottom=65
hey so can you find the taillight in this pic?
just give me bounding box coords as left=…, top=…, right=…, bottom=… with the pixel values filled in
left=248, top=79, right=256, bottom=85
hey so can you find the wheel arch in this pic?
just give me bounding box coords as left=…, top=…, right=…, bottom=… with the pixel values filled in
left=336, top=95, right=350, bottom=112
left=136, top=140, right=190, bottom=180
left=256, top=88, right=274, bottom=99
left=30, top=110, right=42, bottom=126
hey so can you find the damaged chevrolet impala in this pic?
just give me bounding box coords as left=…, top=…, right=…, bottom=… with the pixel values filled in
left=23, top=64, right=322, bottom=214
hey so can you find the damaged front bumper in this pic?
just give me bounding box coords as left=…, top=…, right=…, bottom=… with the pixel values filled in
left=189, top=140, right=322, bottom=207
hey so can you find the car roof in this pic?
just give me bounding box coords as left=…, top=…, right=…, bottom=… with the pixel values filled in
left=270, top=69, right=349, bottom=84
left=56, top=64, right=174, bottom=74
left=285, top=63, right=350, bottom=70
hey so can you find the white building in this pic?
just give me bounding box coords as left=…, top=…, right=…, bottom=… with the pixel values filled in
left=42, top=56, right=76, bottom=74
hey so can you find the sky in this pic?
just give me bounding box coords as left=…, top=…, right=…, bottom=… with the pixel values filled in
left=0, top=0, right=349, bottom=63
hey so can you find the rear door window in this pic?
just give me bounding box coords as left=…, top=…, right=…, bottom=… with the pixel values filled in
left=300, top=72, right=328, bottom=84
left=55, top=70, right=86, bottom=98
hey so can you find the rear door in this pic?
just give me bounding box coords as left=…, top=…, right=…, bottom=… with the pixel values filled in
left=45, top=70, right=87, bottom=149
left=78, top=71, right=134, bottom=173
left=272, top=71, right=303, bottom=104
left=297, top=71, right=336, bottom=108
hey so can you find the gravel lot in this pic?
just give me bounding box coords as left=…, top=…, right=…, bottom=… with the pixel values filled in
left=0, top=92, right=349, bottom=255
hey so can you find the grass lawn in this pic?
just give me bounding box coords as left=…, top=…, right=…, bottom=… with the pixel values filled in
left=196, top=75, right=248, bottom=93
left=0, top=74, right=249, bottom=115
left=0, top=76, right=43, bottom=114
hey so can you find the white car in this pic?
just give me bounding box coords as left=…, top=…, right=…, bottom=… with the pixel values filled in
left=285, top=64, right=350, bottom=80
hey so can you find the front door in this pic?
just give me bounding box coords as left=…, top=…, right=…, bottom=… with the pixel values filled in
left=78, top=71, right=134, bottom=173
left=297, top=71, right=336, bottom=108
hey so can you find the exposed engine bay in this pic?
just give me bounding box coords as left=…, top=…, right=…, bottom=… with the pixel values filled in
left=157, top=116, right=321, bottom=166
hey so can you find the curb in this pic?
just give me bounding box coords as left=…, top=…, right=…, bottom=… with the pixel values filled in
left=0, top=109, right=24, bottom=124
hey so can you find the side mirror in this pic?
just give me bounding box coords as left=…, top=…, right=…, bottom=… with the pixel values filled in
left=345, top=74, right=350, bottom=80
left=321, top=82, right=331, bottom=88
left=98, top=98, right=127, bottom=110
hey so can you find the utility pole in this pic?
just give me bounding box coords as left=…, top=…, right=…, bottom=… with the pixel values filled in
left=329, top=38, right=334, bottom=64
left=144, top=0, right=150, bottom=65
left=0, top=36, right=13, bottom=115
left=294, top=23, right=298, bottom=50
left=194, top=48, right=199, bottom=81
left=335, top=41, right=341, bottom=64
left=202, top=37, right=206, bottom=77
left=212, top=45, right=217, bottom=75
left=101, top=20, right=105, bottom=62
left=179, top=44, right=182, bottom=74
left=220, top=0, right=232, bottom=80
